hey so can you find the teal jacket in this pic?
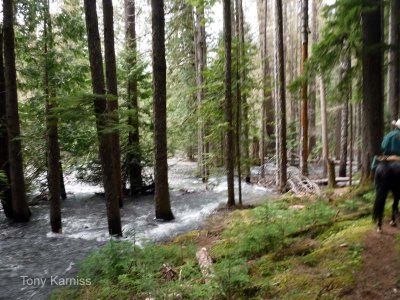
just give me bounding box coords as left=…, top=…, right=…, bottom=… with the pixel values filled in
left=372, top=128, right=400, bottom=169
left=381, top=128, right=400, bottom=156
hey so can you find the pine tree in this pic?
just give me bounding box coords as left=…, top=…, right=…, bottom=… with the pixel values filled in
left=152, top=0, right=174, bottom=220
left=273, top=0, right=287, bottom=192
left=125, top=0, right=143, bottom=194
left=44, top=0, right=62, bottom=233
left=3, top=0, right=31, bottom=222
left=300, top=0, right=309, bottom=176
left=361, top=0, right=384, bottom=183
left=223, top=0, right=235, bottom=207
left=84, top=0, right=122, bottom=235
left=103, top=0, right=123, bottom=208
left=0, top=26, right=13, bottom=219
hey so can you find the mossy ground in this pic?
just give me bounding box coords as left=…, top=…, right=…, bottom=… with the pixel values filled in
left=51, top=187, right=399, bottom=299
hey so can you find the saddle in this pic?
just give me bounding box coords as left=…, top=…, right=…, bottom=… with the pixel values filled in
left=377, top=155, right=400, bottom=161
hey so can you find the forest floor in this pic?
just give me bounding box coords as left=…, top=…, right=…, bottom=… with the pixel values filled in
left=342, top=225, right=400, bottom=299
left=51, top=186, right=400, bottom=300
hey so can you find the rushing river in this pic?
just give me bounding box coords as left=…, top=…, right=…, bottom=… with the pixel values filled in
left=0, top=159, right=272, bottom=300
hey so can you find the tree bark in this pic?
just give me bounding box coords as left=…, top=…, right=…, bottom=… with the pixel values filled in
left=223, top=0, right=235, bottom=206
left=0, top=26, right=13, bottom=219
left=193, top=2, right=209, bottom=183
left=339, top=54, right=350, bottom=177
left=235, top=0, right=243, bottom=205
left=3, top=0, right=31, bottom=222
left=151, top=0, right=174, bottom=220
left=44, top=0, right=62, bottom=233
left=274, top=0, right=287, bottom=193
left=239, top=0, right=250, bottom=183
left=335, top=108, right=342, bottom=160
left=388, top=0, right=400, bottom=122
left=257, top=0, right=274, bottom=172
left=125, top=0, right=143, bottom=193
left=300, top=0, right=309, bottom=176
left=361, top=0, right=384, bottom=184
left=319, top=76, right=329, bottom=178
left=84, top=0, right=122, bottom=235
left=308, top=0, right=319, bottom=155
left=103, top=0, right=123, bottom=208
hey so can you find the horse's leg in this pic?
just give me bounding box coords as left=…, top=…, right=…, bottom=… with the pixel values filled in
left=373, top=181, right=389, bottom=233
left=390, top=188, right=400, bottom=226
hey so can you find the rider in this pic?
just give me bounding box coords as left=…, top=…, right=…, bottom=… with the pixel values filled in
left=372, top=119, right=400, bottom=169
left=381, top=119, right=400, bottom=156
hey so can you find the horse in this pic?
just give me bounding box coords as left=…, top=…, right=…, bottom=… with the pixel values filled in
left=373, top=160, right=400, bottom=232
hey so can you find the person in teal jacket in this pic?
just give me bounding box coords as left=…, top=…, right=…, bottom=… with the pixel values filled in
left=381, top=120, right=400, bottom=155
left=372, top=119, right=400, bottom=169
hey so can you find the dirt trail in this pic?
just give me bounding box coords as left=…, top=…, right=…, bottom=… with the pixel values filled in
left=344, top=225, right=400, bottom=299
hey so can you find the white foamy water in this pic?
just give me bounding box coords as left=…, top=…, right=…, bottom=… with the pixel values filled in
left=0, top=159, right=272, bottom=300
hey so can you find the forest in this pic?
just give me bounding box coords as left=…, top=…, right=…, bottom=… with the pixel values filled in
left=0, top=0, right=399, bottom=299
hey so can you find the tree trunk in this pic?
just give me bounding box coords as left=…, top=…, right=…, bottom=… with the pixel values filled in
left=193, top=3, right=209, bottom=183
left=319, top=76, right=329, bottom=178
left=257, top=0, right=274, bottom=172
left=151, top=0, right=174, bottom=220
left=274, top=0, right=287, bottom=193
left=238, top=1, right=250, bottom=183
left=335, top=108, right=342, bottom=160
left=125, top=0, right=143, bottom=193
left=357, top=103, right=362, bottom=170
left=103, top=0, right=123, bottom=208
left=349, top=103, right=353, bottom=185
left=300, top=0, right=309, bottom=176
left=235, top=0, right=243, bottom=205
left=3, top=0, right=31, bottom=222
left=308, top=0, right=319, bottom=155
left=361, top=0, right=384, bottom=184
left=59, top=162, right=66, bottom=200
left=223, top=0, right=235, bottom=207
left=388, top=0, right=400, bottom=122
left=44, top=0, right=62, bottom=233
left=0, top=26, right=13, bottom=219
left=338, top=101, right=349, bottom=177
left=84, top=0, right=122, bottom=235
left=339, top=55, right=350, bottom=177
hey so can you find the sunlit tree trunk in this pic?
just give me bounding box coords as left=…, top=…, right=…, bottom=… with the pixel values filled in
left=319, top=76, right=329, bottom=178
left=125, top=0, right=143, bottom=193
left=309, top=0, right=319, bottom=156
left=0, top=26, right=13, bottom=219
left=223, top=0, right=235, bottom=207
left=84, top=0, right=122, bottom=235
left=3, top=0, right=31, bottom=222
left=44, top=0, right=62, bottom=233
left=273, top=0, right=287, bottom=192
left=361, top=0, right=384, bottom=184
left=151, top=0, right=174, bottom=220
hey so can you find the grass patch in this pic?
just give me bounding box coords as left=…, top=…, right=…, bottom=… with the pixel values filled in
left=52, top=189, right=375, bottom=299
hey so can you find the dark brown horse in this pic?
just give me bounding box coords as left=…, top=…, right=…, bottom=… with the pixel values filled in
left=373, top=161, right=400, bottom=232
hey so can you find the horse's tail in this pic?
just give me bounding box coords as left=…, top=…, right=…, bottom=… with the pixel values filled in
left=373, top=166, right=389, bottom=223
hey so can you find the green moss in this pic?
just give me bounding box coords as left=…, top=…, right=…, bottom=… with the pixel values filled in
left=52, top=189, right=376, bottom=300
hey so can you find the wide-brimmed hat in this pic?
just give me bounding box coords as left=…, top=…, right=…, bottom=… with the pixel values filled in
left=392, top=119, right=400, bottom=129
